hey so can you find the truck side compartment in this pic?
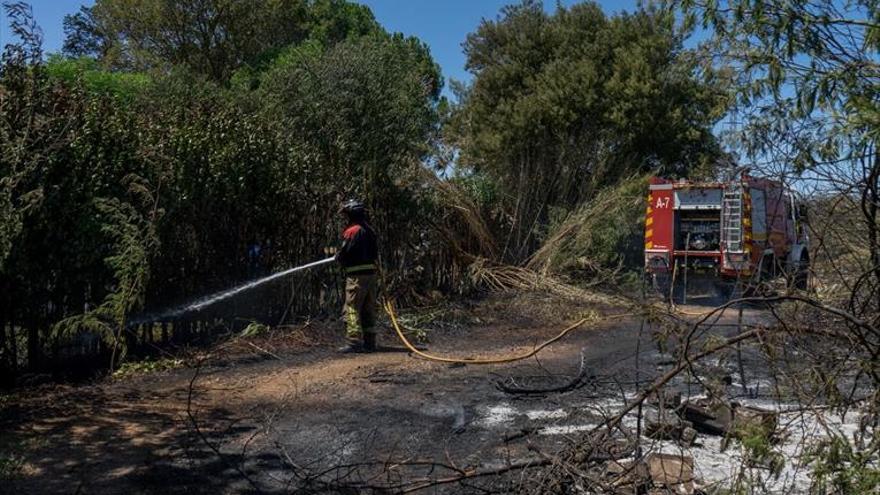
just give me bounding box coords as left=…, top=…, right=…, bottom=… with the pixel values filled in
left=645, top=174, right=809, bottom=291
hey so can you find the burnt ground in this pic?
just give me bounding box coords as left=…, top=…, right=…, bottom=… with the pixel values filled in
left=0, top=290, right=772, bottom=494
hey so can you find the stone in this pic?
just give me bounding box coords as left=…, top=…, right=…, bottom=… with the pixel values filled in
left=679, top=398, right=733, bottom=435
left=731, top=403, right=778, bottom=438
left=679, top=398, right=777, bottom=440
left=645, top=408, right=697, bottom=446
left=646, top=453, right=696, bottom=494
left=647, top=389, right=682, bottom=409
left=680, top=426, right=698, bottom=446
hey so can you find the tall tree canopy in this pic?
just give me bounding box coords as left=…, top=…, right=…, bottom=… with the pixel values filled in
left=63, top=0, right=382, bottom=81
left=447, top=0, right=729, bottom=259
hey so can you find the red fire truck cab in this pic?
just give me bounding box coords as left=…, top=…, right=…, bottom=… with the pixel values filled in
left=644, top=174, right=809, bottom=290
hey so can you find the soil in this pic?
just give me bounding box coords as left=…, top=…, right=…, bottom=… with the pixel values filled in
left=0, top=291, right=770, bottom=494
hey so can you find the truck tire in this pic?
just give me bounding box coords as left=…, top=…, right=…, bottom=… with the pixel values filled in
left=651, top=272, right=672, bottom=298
left=788, top=252, right=810, bottom=290
left=713, top=279, right=736, bottom=302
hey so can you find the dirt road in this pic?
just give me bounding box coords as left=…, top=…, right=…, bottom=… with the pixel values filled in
left=2, top=292, right=769, bottom=494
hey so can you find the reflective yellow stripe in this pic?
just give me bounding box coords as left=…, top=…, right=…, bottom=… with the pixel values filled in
left=345, top=263, right=376, bottom=273
left=346, top=306, right=361, bottom=338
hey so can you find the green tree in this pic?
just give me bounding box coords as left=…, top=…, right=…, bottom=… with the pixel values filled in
left=260, top=33, right=441, bottom=198
left=257, top=33, right=442, bottom=277
left=62, top=0, right=382, bottom=81
left=2, top=2, right=162, bottom=373
left=448, top=0, right=728, bottom=261
left=676, top=0, right=878, bottom=168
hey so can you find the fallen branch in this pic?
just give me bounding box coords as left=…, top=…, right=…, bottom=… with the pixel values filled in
left=398, top=457, right=552, bottom=493
left=496, top=351, right=595, bottom=395
left=244, top=340, right=282, bottom=360
left=599, top=328, right=764, bottom=437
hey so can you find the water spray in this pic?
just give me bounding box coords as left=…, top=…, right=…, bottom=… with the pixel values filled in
left=129, top=255, right=604, bottom=366
left=129, top=257, right=335, bottom=326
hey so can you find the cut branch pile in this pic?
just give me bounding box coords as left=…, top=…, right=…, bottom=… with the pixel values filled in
left=526, top=175, right=649, bottom=280
left=467, top=257, right=623, bottom=305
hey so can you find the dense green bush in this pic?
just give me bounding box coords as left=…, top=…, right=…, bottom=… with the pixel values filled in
left=0, top=1, right=442, bottom=380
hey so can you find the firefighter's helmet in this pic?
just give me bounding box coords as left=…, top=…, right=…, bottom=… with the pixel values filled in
left=339, top=199, right=366, bottom=218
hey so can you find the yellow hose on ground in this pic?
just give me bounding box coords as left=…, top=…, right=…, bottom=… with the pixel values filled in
left=670, top=304, right=712, bottom=317
left=383, top=300, right=627, bottom=365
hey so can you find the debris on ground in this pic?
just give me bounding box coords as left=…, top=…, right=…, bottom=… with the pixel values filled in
left=730, top=403, right=779, bottom=439
left=679, top=398, right=733, bottom=436
left=678, top=397, right=777, bottom=439
left=645, top=407, right=698, bottom=446
left=646, top=453, right=697, bottom=494
left=607, top=453, right=698, bottom=494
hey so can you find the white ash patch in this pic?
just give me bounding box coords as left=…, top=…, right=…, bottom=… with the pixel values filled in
left=539, top=424, right=596, bottom=435
left=477, top=404, right=518, bottom=427
left=526, top=408, right=568, bottom=420
left=729, top=377, right=775, bottom=393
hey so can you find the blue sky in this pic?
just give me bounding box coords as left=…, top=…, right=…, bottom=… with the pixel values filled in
left=1, top=0, right=640, bottom=98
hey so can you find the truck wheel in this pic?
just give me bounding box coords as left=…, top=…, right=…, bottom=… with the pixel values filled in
left=713, top=279, right=735, bottom=302
left=788, top=253, right=810, bottom=290
left=652, top=272, right=671, bottom=297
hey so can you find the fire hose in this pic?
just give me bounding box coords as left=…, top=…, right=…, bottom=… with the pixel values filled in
left=138, top=256, right=627, bottom=364
left=383, top=300, right=595, bottom=365
left=384, top=301, right=638, bottom=365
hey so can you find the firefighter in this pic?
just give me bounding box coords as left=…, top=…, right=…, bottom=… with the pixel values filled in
left=336, top=199, right=379, bottom=353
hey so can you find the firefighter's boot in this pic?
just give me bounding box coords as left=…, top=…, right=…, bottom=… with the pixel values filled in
left=338, top=339, right=365, bottom=354
left=363, top=332, right=377, bottom=352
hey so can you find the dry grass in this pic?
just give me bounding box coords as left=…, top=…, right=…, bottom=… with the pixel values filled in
left=526, top=175, right=649, bottom=280
left=424, top=172, right=645, bottom=306
left=424, top=168, right=500, bottom=261
left=467, top=258, right=624, bottom=306
left=806, top=193, right=873, bottom=304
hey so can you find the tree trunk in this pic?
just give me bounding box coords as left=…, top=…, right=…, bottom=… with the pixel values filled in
left=0, top=314, right=9, bottom=386
left=142, top=323, right=152, bottom=347
left=27, top=320, right=41, bottom=371
left=0, top=313, right=6, bottom=361
left=9, top=315, right=17, bottom=378
left=860, top=147, right=880, bottom=317
left=872, top=150, right=880, bottom=315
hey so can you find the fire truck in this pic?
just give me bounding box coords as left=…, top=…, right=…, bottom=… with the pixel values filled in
left=644, top=173, right=810, bottom=295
